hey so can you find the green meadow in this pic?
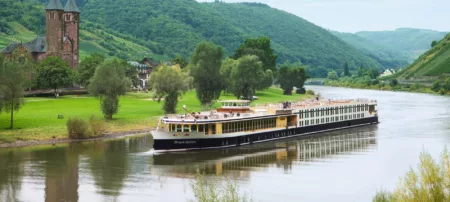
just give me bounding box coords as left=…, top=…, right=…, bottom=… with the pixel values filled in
left=0, top=88, right=312, bottom=144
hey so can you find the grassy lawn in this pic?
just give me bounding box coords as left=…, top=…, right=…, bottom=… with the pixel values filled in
left=0, top=88, right=312, bottom=144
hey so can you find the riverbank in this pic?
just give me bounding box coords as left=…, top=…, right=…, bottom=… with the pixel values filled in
left=0, top=128, right=152, bottom=148
left=0, top=88, right=312, bottom=147
left=323, top=80, right=443, bottom=95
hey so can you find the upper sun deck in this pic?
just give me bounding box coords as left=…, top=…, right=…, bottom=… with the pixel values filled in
left=161, top=99, right=377, bottom=123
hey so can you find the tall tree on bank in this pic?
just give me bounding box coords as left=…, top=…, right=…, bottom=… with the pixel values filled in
left=88, top=59, right=131, bottom=120
left=190, top=42, right=224, bottom=106
left=76, top=53, right=105, bottom=87
left=233, top=36, right=277, bottom=72
left=36, top=57, right=74, bottom=98
left=277, top=63, right=308, bottom=95
left=0, top=58, right=27, bottom=129
left=343, top=61, right=350, bottom=77
left=220, top=58, right=239, bottom=94
left=149, top=65, right=190, bottom=114
left=230, top=55, right=264, bottom=99
left=172, top=55, right=189, bottom=69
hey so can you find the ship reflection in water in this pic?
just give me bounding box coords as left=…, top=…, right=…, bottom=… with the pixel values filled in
left=151, top=125, right=378, bottom=177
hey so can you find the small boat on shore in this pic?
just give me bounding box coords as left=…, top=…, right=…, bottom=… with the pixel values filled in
left=152, top=98, right=378, bottom=151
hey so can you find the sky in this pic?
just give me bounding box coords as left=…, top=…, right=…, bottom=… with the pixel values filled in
left=198, top=0, right=449, bottom=33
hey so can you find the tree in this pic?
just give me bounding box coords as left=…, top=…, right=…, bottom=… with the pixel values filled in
left=277, top=63, right=307, bottom=95
left=190, top=41, right=224, bottom=106
left=121, top=60, right=139, bottom=88
left=36, top=56, right=74, bottom=97
left=149, top=65, right=190, bottom=114
left=343, top=61, right=350, bottom=77
left=390, top=79, right=398, bottom=87
left=76, top=53, right=105, bottom=87
left=293, top=67, right=307, bottom=94
left=260, top=69, right=274, bottom=90
left=172, top=55, right=188, bottom=69
left=0, top=59, right=27, bottom=129
left=229, top=55, right=264, bottom=99
left=220, top=58, right=239, bottom=94
left=88, top=59, right=131, bottom=119
left=431, top=40, right=438, bottom=47
left=233, top=36, right=277, bottom=72
left=432, top=80, right=441, bottom=92
left=365, top=68, right=380, bottom=79
left=327, top=71, right=339, bottom=80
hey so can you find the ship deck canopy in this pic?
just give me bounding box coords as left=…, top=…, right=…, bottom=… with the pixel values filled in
left=218, top=100, right=251, bottom=107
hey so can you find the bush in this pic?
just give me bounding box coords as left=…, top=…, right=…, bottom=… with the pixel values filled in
left=390, top=79, right=398, bottom=87
left=296, top=87, right=306, bottom=94
left=306, top=89, right=315, bottom=95
left=67, top=117, right=90, bottom=139
left=439, top=88, right=447, bottom=95
left=89, top=115, right=107, bottom=136
left=67, top=116, right=107, bottom=139
left=191, top=169, right=251, bottom=202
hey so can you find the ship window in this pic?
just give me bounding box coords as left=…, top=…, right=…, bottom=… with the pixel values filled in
left=171, top=124, right=175, bottom=132
left=176, top=125, right=182, bottom=132
left=212, top=124, right=216, bottom=135
left=192, top=125, right=197, bottom=132
left=199, top=124, right=204, bottom=133
left=183, top=125, right=190, bottom=132
left=205, top=124, right=209, bottom=135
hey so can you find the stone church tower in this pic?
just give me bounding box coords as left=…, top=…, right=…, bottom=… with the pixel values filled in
left=2, top=0, right=80, bottom=67
left=45, top=0, right=80, bottom=68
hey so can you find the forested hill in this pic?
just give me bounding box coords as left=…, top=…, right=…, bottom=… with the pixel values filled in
left=331, top=31, right=410, bottom=68
left=395, top=33, right=450, bottom=79
left=4, top=0, right=406, bottom=73
left=80, top=0, right=392, bottom=71
left=355, top=28, right=448, bottom=61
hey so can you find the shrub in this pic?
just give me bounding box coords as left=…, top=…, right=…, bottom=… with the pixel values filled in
left=390, top=79, right=398, bottom=87
left=432, top=80, right=441, bottom=92
left=372, top=148, right=450, bottom=202
left=372, top=189, right=392, bottom=202
left=89, top=115, right=107, bottom=136
left=306, top=89, right=315, bottom=95
left=296, top=87, right=306, bottom=94
left=67, top=117, right=90, bottom=139
left=190, top=169, right=251, bottom=202
left=439, top=88, right=447, bottom=95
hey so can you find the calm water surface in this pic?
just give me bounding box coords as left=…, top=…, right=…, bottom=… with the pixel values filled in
left=1, top=86, right=450, bottom=202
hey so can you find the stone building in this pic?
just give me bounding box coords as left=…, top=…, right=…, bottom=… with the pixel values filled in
left=1, top=0, right=80, bottom=68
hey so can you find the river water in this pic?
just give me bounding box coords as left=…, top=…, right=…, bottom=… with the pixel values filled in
left=1, top=86, right=449, bottom=202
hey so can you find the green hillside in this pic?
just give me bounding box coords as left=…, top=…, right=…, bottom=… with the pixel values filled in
left=331, top=31, right=409, bottom=68
left=0, top=0, right=167, bottom=61
left=396, top=33, right=450, bottom=79
left=355, top=28, right=448, bottom=61
left=2, top=0, right=422, bottom=72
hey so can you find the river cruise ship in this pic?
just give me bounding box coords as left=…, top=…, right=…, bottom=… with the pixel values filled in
left=152, top=98, right=378, bottom=151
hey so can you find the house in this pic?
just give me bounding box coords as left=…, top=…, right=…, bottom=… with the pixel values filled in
left=127, top=57, right=161, bottom=88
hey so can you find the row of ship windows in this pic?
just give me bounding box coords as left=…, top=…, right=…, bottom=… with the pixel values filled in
left=299, top=104, right=369, bottom=119
left=169, top=118, right=278, bottom=135
left=299, top=113, right=365, bottom=126
left=222, top=118, right=277, bottom=134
